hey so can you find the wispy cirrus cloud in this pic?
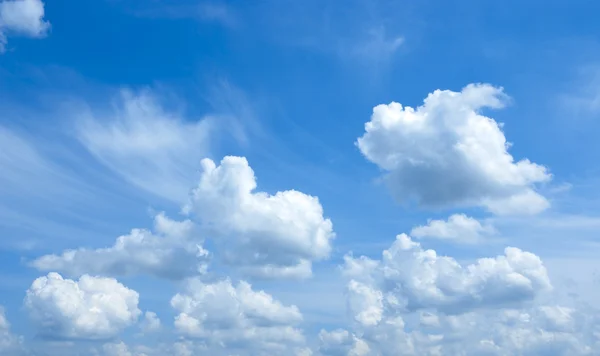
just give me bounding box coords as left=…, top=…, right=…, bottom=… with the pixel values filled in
left=120, top=1, right=237, bottom=28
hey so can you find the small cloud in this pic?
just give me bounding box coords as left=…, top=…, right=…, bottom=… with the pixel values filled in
left=131, top=1, right=237, bottom=28
left=350, top=26, right=404, bottom=65
left=0, top=0, right=50, bottom=52
left=410, top=214, right=496, bottom=244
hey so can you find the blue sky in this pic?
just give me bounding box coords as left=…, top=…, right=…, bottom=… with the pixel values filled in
left=1, top=0, right=600, bottom=355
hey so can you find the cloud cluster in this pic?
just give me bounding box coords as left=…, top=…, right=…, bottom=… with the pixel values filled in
left=25, top=273, right=142, bottom=340
left=31, top=213, right=209, bottom=280
left=16, top=82, right=592, bottom=355
left=318, top=234, right=599, bottom=355
left=343, top=234, right=552, bottom=314
left=184, top=156, right=335, bottom=279
left=171, top=278, right=306, bottom=354
left=0, top=0, right=49, bottom=52
left=319, top=305, right=600, bottom=355
left=356, top=83, right=551, bottom=215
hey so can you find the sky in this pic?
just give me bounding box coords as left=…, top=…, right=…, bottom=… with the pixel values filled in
left=1, top=0, right=600, bottom=355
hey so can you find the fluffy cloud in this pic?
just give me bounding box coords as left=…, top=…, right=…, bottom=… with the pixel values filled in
left=318, top=329, right=370, bottom=356
left=31, top=213, right=209, bottom=280
left=0, top=307, right=24, bottom=354
left=320, top=233, right=599, bottom=355
left=356, top=83, right=551, bottom=215
left=410, top=214, right=495, bottom=244
left=184, top=156, right=335, bottom=279
left=25, top=273, right=141, bottom=340
left=0, top=0, right=49, bottom=52
left=102, top=342, right=133, bottom=356
left=139, top=312, right=160, bottom=333
left=76, top=89, right=213, bottom=203
left=343, top=234, right=551, bottom=314
left=320, top=306, right=600, bottom=355
left=171, top=278, right=306, bottom=354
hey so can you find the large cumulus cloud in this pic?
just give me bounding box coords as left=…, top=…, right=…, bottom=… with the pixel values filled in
left=184, top=156, right=335, bottom=279
left=24, top=273, right=142, bottom=340
left=356, top=84, right=551, bottom=215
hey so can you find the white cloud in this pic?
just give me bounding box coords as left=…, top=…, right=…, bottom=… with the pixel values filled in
left=322, top=305, right=600, bottom=355
left=76, top=89, right=213, bottom=203
left=343, top=234, right=551, bottom=313
left=410, top=214, right=495, bottom=244
left=0, top=0, right=49, bottom=52
left=102, top=342, right=133, bottom=356
left=356, top=83, right=551, bottom=215
left=31, top=213, right=209, bottom=280
left=171, top=278, right=306, bottom=353
left=184, top=156, right=335, bottom=279
left=321, top=231, right=600, bottom=355
left=25, top=273, right=141, bottom=340
left=318, top=329, right=370, bottom=356
left=139, top=312, right=161, bottom=333
left=0, top=307, right=24, bottom=354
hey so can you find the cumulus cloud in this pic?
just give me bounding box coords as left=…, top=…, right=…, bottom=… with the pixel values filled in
left=139, top=312, right=161, bottom=333
left=356, top=83, right=551, bottom=215
left=76, top=89, right=213, bottom=203
left=0, top=0, right=50, bottom=52
left=171, top=278, right=306, bottom=353
left=318, top=329, right=370, bottom=356
left=320, top=305, right=600, bottom=355
left=184, top=156, right=335, bottom=279
left=343, top=234, right=551, bottom=314
left=410, top=214, right=496, bottom=244
left=320, top=231, right=600, bottom=355
left=0, top=307, right=24, bottom=354
left=25, top=273, right=141, bottom=340
left=31, top=213, right=209, bottom=280
left=102, top=342, right=133, bottom=356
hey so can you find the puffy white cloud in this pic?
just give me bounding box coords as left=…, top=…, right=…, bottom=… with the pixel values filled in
left=410, top=214, right=495, bottom=244
left=171, top=278, right=306, bottom=353
left=0, top=307, right=24, bottom=354
left=31, top=212, right=209, bottom=280
left=344, top=234, right=551, bottom=313
left=184, top=156, right=335, bottom=279
left=321, top=231, right=600, bottom=355
left=25, top=272, right=141, bottom=340
left=356, top=83, right=551, bottom=215
left=323, top=305, right=600, bottom=355
left=139, top=311, right=160, bottom=333
left=0, top=0, right=49, bottom=52
left=102, top=342, right=133, bottom=356
left=76, top=89, right=213, bottom=203
left=318, top=329, right=370, bottom=356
